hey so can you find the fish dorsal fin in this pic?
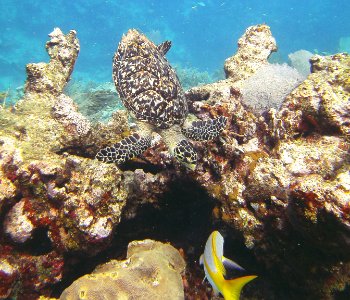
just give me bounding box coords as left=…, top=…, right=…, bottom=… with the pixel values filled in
left=222, top=256, right=245, bottom=272
left=157, top=40, right=171, bottom=55
left=212, top=231, right=227, bottom=277
left=199, top=254, right=204, bottom=266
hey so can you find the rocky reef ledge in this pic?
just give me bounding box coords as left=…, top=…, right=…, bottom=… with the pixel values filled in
left=0, top=25, right=349, bottom=299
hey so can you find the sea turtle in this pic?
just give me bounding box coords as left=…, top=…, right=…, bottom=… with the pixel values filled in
left=96, top=29, right=227, bottom=170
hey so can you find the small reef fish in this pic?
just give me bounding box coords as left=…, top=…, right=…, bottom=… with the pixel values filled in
left=199, top=231, right=257, bottom=300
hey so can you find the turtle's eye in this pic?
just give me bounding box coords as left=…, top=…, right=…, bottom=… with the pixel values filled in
left=173, top=139, right=197, bottom=170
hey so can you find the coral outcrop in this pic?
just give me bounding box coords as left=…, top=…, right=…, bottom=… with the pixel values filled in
left=184, top=25, right=350, bottom=299
left=273, top=53, right=350, bottom=138
left=0, top=28, right=167, bottom=299
left=184, top=25, right=277, bottom=135
left=25, top=28, right=79, bottom=96
left=60, top=240, right=186, bottom=300
left=4, top=199, right=34, bottom=243
left=1, top=23, right=350, bottom=300
left=224, top=24, right=277, bottom=81
left=0, top=251, right=64, bottom=299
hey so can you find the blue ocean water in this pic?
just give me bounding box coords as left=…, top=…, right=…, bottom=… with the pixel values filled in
left=0, top=0, right=349, bottom=93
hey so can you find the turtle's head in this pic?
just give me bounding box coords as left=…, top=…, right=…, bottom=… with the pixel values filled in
left=173, top=139, right=197, bottom=170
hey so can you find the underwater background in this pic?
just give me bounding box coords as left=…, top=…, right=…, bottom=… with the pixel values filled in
left=1, top=0, right=350, bottom=94
left=1, top=1, right=350, bottom=300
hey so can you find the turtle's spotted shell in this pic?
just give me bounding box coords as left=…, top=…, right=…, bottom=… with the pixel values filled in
left=113, top=29, right=188, bottom=129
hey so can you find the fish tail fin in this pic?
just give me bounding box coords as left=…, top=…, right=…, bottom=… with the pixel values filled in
left=222, top=275, right=257, bottom=300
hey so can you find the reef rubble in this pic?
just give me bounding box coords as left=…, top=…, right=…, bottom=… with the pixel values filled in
left=0, top=24, right=349, bottom=299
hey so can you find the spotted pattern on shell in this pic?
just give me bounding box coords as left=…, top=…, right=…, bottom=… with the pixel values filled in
left=96, top=29, right=227, bottom=169
left=113, top=29, right=188, bottom=129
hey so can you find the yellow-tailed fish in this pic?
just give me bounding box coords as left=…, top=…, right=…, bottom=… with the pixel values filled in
left=199, top=231, right=257, bottom=300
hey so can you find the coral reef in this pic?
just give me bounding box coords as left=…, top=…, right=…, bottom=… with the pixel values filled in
left=1, top=23, right=350, bottom=300
left=4, top=199, right=34, bottom=243
left=65, top=81, right=123, bottom=122
left=0, top=28, right=166, bottom=299
left=224, top=24, right=277, bottom=81
left=185, top=24, right=278, bottom=108
left=60, top=239, right=186, bottom=300
left=288, top=49, right=313, bottom=77
left=271, top=52, right=350, bottom=139
left=184, top=25, right=350, bottom=299
left=240, top=63, right=304, bottom=113
left=25, top=28, right=79, bottom=96
left=174, top=65, right=221, bottom=91
left=0, top=250, right=64, bottom=299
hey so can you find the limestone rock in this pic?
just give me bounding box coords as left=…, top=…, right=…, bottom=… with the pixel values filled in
left=0, top=169, right=16, bottom=213
left=184, top=25, right=350, bottom=299
left=58, top=158, right=128, bottom=252
left=224, top=24, right=277, bottom=81
left=25, top=28, right=79, bottom=96
left=52, top=94, right=91, bottom=146
left=0, top=28, right=143, bottom=298
left=3, top=199, right=34, bottom=243
left=0, top=258, right=18, bottom=299
left=0, top=251, right=64, bottom=299
left=60, top=240, right=186, bottom=300
left=273, top=53, right=350, bottom=139
left=186, top=24, right=277, bottom=103
left=1, top=23, right=350, bottom=300
left=289, top=171, right=350, bottom=253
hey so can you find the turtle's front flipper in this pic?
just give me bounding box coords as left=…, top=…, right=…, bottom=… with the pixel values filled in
left=182, top=116, right=227, bottom=141
left=96, top=133, right=152, bottom=164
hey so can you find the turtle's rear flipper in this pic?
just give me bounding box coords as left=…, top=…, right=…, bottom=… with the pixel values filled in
left=182, top=116, right=227, bottom=141
left=96, top=133, right=152, bottom=164
left=157, top=41, right=172, bottom=55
